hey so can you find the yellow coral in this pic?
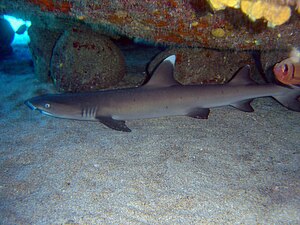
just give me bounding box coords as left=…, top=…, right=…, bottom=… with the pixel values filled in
left=208, top=0, right=240, bottom=10
left=264, top=3, right=291, bottom=27
left=240, top=0, right=263, bottom=21
left=211, top=28, right=226, bottom=37
left=207, top=0, right=294, bottom=27
left=241, top=0, right=291, bottom=27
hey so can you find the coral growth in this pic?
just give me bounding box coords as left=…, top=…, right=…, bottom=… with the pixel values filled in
left=2, top=0, right=299, bottom=50
left=207, top=0, right=300, bottom=27
left=51, top=29, right=125, bottom=92
left=208, top=0, right=240, bottom=10
left=240, top=0, right=292, bottom=27
left=29, top=0, right=72, bottom=13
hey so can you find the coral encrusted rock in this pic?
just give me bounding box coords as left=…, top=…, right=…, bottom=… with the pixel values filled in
left=0, top=18, right=14, bottom=57
left=148, top=48, right=254, bottom=84
left=51, top=28, right=126, bottom=92
left=28, top=25, right=62, bottom=81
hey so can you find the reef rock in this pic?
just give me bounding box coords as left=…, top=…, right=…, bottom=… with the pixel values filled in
left=1, top=0, right=299, bottom=50
left=148, top=48, right=290, bottom=84
left=0, top=18, right=14, bottom=57
left=51, top=28, right=126, bottom=92
left=148, top=48, right=254, bottom=84
left=28, top=25, right=62, bottom=81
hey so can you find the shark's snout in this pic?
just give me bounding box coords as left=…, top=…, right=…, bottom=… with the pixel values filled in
left=24, top=100, right=36, bottom=110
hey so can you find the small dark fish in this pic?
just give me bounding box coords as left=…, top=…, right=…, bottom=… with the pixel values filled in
left=15, top=24, right=27, bottom=35
left=273, top=57, right=300, bottom=86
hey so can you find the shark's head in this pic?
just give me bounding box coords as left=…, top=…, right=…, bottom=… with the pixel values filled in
left=24, top=94, right=82, bottom=119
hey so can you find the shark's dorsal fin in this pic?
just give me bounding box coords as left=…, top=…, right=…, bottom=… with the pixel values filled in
left=229, top=65, right=256, bottom=86
left=144, top=55, right=180, bottom=88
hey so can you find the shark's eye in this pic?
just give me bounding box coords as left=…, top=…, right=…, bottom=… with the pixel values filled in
left=44, top=103, right=51, bottom=108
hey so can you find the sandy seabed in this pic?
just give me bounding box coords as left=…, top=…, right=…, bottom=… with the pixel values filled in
left=0, top=46, right=299, bottom=225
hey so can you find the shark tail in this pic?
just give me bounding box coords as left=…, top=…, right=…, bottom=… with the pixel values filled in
left=273, top=88, right=300, bottom=112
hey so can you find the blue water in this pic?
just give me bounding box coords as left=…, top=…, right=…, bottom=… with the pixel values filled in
left=4, top=15, right=31, bottom=45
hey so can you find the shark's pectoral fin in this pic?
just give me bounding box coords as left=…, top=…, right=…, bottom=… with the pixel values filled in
left=187, top=108, right=210, bottom=119
left=96, top=117, right=131, bottom=132
left=230, top=100, right=254, bottom=112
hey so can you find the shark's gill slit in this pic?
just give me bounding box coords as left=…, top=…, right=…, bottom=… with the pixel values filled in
left=93, top=107, right=97, bottom=118
left=82, top=107, right=97, bottom=119
left=81, top=108, right=85, bottom=118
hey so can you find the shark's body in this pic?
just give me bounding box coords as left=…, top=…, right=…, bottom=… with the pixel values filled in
left=25, top=55, right=300, bottom=132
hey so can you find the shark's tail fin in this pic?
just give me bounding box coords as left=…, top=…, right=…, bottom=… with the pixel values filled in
left=273, top=87, right=300, bottom=112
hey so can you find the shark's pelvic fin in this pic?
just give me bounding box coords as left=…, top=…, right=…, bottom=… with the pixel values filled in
left=144, top=55, right=181, bottom=88
left=97, top=117, right=131, bottom=132
left=230, top=99, right=254, bottom=112
left=229, top=65, right=256, bottom=86
left=187, top=108, right=210, bottom=119
left=273, top=89, right=300, bottom=112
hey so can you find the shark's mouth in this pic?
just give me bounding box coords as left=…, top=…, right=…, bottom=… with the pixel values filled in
left=39, top=110, right=54, bottom=116
left=24, top=100, right=36, bottom=110
left=24, top=100, right=53, bottom=116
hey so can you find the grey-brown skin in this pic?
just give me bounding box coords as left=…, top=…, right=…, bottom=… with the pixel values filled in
left=24, top=55, right=300, bottom=132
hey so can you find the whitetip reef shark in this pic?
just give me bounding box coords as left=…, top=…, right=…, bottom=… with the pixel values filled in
left=25, top=55, right=300, bottom=132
